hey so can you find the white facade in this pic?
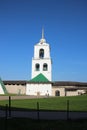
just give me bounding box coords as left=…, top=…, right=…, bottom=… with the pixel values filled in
left=32, top=29, right=52, bottom=81
left=66, top=90, right=85, bottom=96
left=26, top=83, right=52, bottom=96
left=0, top=83, right=4, bottom=94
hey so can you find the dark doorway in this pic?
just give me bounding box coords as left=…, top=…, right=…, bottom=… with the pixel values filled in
left=55, top=90, right=60, bottom=96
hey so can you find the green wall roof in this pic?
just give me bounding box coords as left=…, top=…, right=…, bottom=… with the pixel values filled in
left=0, top=78, right=7, bottom=94
left=29, top=73, right=49, bottom=83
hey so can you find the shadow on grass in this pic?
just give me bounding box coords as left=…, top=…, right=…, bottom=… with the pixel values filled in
left=0, top=105, right=87, bottom=112
left=0, top=117, right=87, bottom=130
left=0, top=105, right=87, bottom=130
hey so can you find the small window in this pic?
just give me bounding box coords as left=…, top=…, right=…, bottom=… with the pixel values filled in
left=43, top=63, right=48, bottom=71
left=35, top=64, right=40, bottom=71
left=39, top=49, right=44, bottom=58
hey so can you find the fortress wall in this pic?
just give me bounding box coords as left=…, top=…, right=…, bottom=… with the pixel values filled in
left=5, top=84, right=26, bottom=95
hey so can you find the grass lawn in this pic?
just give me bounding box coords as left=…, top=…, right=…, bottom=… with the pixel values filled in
left=0, top=118, right=87, bottom=130
left=0, top=95, right=87, bottom=111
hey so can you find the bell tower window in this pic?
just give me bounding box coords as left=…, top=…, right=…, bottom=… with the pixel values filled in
left=39, top=49, right=44, bottom=58
left=35, top=64, right=40, bottom=71
left=43, top=63, right=48, bottom=71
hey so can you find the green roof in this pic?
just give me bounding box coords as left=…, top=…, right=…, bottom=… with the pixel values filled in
left=29, top=73, right=49, bottom=83
left=0, top=78, right=7, bottom=94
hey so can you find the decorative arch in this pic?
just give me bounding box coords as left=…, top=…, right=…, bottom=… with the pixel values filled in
left=35, top=63, right=40, bottom=71
left=55, top=90, right=60, bottom=96
left=39, top=49, right=44, bottom=58
left=43, top=63, right=48, bottom=71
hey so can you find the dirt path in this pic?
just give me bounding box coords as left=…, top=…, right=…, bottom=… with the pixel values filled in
left=0, top=95, right=44, bottom=100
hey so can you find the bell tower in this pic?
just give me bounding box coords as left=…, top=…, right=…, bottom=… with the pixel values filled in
left=31, top=29, right=52, bottom=81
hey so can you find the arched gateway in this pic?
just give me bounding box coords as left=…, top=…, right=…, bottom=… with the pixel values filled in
left=55, top=90, right=60, bottom=96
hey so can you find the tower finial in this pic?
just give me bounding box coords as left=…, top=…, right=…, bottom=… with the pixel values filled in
left=42, top=27, right=44, bottom=39
left=40, top=27, right=46, bottom=43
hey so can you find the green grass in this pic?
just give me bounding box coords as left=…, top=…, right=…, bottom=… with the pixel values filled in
left=0, top=118, right=87, bottom=130
left=0, top=95, right=87, bottom=111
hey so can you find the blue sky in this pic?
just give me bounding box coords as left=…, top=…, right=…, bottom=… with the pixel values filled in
left=0, top=0, right=87, bottom=82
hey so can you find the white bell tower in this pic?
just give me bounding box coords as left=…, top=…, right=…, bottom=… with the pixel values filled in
left=31, top=29, right=52, bottom=81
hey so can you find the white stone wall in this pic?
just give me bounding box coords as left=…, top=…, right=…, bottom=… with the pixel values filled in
left=5, top=84, right=26, bottom=94
left=26, top=83, right=52, bottom=96
left=65, top=88, right=85, bottom=96
left=66, top=91, right=78, bottom=96
left=4, top=83, right=86, bottom=96
left=52, top=86, right=86, bottom=96
left=0, top=84, right=4, bottom=94
left=77, top=89, right=85, bottom=95
left=52, top=87, right=65, bottom=96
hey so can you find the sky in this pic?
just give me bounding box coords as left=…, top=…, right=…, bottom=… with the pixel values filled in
left=0, top=0, right=87, bottom=82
